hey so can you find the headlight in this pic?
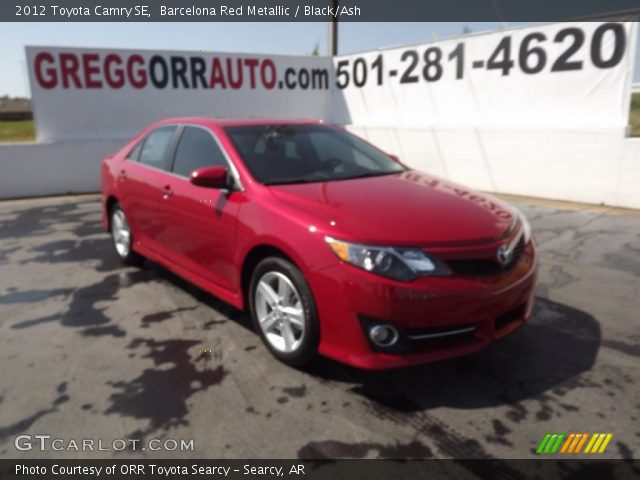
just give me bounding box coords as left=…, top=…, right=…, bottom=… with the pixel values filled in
left=325, top=237, right=449, bottom=281
left=513, top=207, right=532, bottom=244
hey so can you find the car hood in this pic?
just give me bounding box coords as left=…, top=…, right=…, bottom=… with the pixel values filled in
left=267, top=171, right=517, bottom=246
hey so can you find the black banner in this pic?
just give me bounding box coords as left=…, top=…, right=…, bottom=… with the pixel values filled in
left=1, top=459, right=639, bottom=480
left=4, top=0, right=640, bottom=22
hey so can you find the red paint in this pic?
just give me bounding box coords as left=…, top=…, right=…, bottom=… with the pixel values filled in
left=34, top=52, right=57, bottom=89
left=104, top=54, right=124, bottom=89
left=226, top=58, right=243, bottom=89
left=101, top=118, right=537, bottom=370
left=59, top=53, right=81, bottom=89
left=82, top=54, right=102, bottom=89
left=127, top=55, right=147, bottom=89
left=244, top=58, right=259, bottom=89
left=260, top=59, right=276, bottom=89
left=32, top=51, right=284, bottom=91
left=210, top=58, right=227, bottom=89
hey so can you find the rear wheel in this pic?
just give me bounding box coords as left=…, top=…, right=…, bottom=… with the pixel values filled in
left=249, top=257, right=319, bottom=368
left=110, top=203, right=142, bottom=265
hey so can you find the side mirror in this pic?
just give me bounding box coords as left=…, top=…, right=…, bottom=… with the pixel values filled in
left=190, top=166, right=230, bottom=189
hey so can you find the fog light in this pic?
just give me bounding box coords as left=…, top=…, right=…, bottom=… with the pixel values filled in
left=369, top=325, right=399, bottom=347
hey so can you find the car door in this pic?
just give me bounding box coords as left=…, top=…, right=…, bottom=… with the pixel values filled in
left=117, top=125, right=178, bottom=254
left=158, top=125, right=242, bottom=293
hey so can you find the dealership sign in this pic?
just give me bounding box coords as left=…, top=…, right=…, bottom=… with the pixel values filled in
left=32, top=51, right=330, bottom=91
left=27, top=47, right=331, bottom=141
left=26, top=21, right=637, bottom=141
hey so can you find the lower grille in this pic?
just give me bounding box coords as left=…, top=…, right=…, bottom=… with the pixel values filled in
left=404, top=323, right=478, bottom=350
left=495, top=303, right=526, bottom=331
left=406, top=324, right=476, bottom=340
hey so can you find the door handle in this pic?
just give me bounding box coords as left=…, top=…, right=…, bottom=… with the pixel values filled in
left=118, top=169, right=127, bottom=179
left=162, top=185, right=173, bottom=200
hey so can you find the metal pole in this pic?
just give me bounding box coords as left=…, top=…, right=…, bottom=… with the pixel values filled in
left=328, top=0, right=338, bottom=56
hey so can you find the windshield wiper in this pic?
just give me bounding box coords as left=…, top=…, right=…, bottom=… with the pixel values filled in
left=338, top=170, right=404, bottom=181
left=263, top=178, right=322, bottom=186
left=263, top=170, right=404, bottom=186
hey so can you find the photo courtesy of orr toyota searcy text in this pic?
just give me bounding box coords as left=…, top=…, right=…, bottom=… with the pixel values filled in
left=15, top=464, right=300, bottom=476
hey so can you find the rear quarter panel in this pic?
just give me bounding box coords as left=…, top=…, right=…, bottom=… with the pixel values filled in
left=100, top=130, right=149, bottom=230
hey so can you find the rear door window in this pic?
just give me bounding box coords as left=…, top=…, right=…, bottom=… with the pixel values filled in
left=138, top=126, right=177, bottom=171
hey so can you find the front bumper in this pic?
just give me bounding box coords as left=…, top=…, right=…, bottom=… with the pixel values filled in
left=311, top=242, right=537, bottom=370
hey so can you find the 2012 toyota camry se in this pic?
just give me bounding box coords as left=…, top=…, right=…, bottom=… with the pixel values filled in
left=101, top=118, right=537, bottom=369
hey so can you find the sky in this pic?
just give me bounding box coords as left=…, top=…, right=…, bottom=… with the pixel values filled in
left=1, top=21, right=639, bottom=97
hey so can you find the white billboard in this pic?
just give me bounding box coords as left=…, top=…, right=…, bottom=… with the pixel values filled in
left=26, top=21, right=637, bottom=142
left=9, top=21, right=639, bottom=208
left=26, top=46, right=332, bottom=142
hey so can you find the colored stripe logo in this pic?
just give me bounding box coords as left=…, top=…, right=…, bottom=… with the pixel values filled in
left=536, top=433, right=613, bottom=454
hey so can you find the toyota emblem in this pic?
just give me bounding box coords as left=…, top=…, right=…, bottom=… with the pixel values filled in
left=496, top=245, right=513, bottom=265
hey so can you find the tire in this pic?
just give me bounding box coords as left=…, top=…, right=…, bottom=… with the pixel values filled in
left=109, top=203, right=142, bottom=266
left=249, top=256, right=320, bottom=368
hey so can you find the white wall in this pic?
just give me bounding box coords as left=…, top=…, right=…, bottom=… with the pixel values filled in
left=348, top=125, right=640, bottom=209
left=1, top=22, right=639, bottom=208
left=0, top=138, right=123, bottom=199
left=2, top=129, right=638, bottom=209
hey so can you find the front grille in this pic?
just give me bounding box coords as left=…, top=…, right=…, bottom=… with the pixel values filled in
left=445, top=238, right=525, bottom=276
left=405, top=323, right=476, bottom=339
left=404, top=323, right=478, bottom=350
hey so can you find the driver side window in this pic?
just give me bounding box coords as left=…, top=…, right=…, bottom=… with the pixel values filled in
left=172, top=126, right=228, bottom=177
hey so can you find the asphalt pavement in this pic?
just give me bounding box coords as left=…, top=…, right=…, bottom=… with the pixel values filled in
left=0, top=194, right=638, bottom=460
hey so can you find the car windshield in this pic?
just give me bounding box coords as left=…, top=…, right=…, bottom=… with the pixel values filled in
left=223, top=124, right=405, bottom=185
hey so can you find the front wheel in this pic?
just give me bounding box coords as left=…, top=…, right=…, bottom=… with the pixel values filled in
left=110, top=203, right=142, bottom=265
left=249, top=257, right=320, bottom=368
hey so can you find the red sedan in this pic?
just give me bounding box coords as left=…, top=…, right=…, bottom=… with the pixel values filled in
left=101, top=118, right=537, bottom=370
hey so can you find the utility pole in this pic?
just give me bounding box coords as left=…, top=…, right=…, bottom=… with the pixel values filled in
left=328, top=0, right=338, bottom=56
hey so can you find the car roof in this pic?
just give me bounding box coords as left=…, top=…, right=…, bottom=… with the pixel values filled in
left=154, top=117, right=326, bottom=128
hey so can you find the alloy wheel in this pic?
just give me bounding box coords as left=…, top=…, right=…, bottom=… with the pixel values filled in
left=111, top=208, right=131, bottom=258
left=254, top=271, right=306, bottom=353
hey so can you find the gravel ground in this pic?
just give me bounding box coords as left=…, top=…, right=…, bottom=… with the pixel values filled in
left=0, top=194, right=638, bottom=461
